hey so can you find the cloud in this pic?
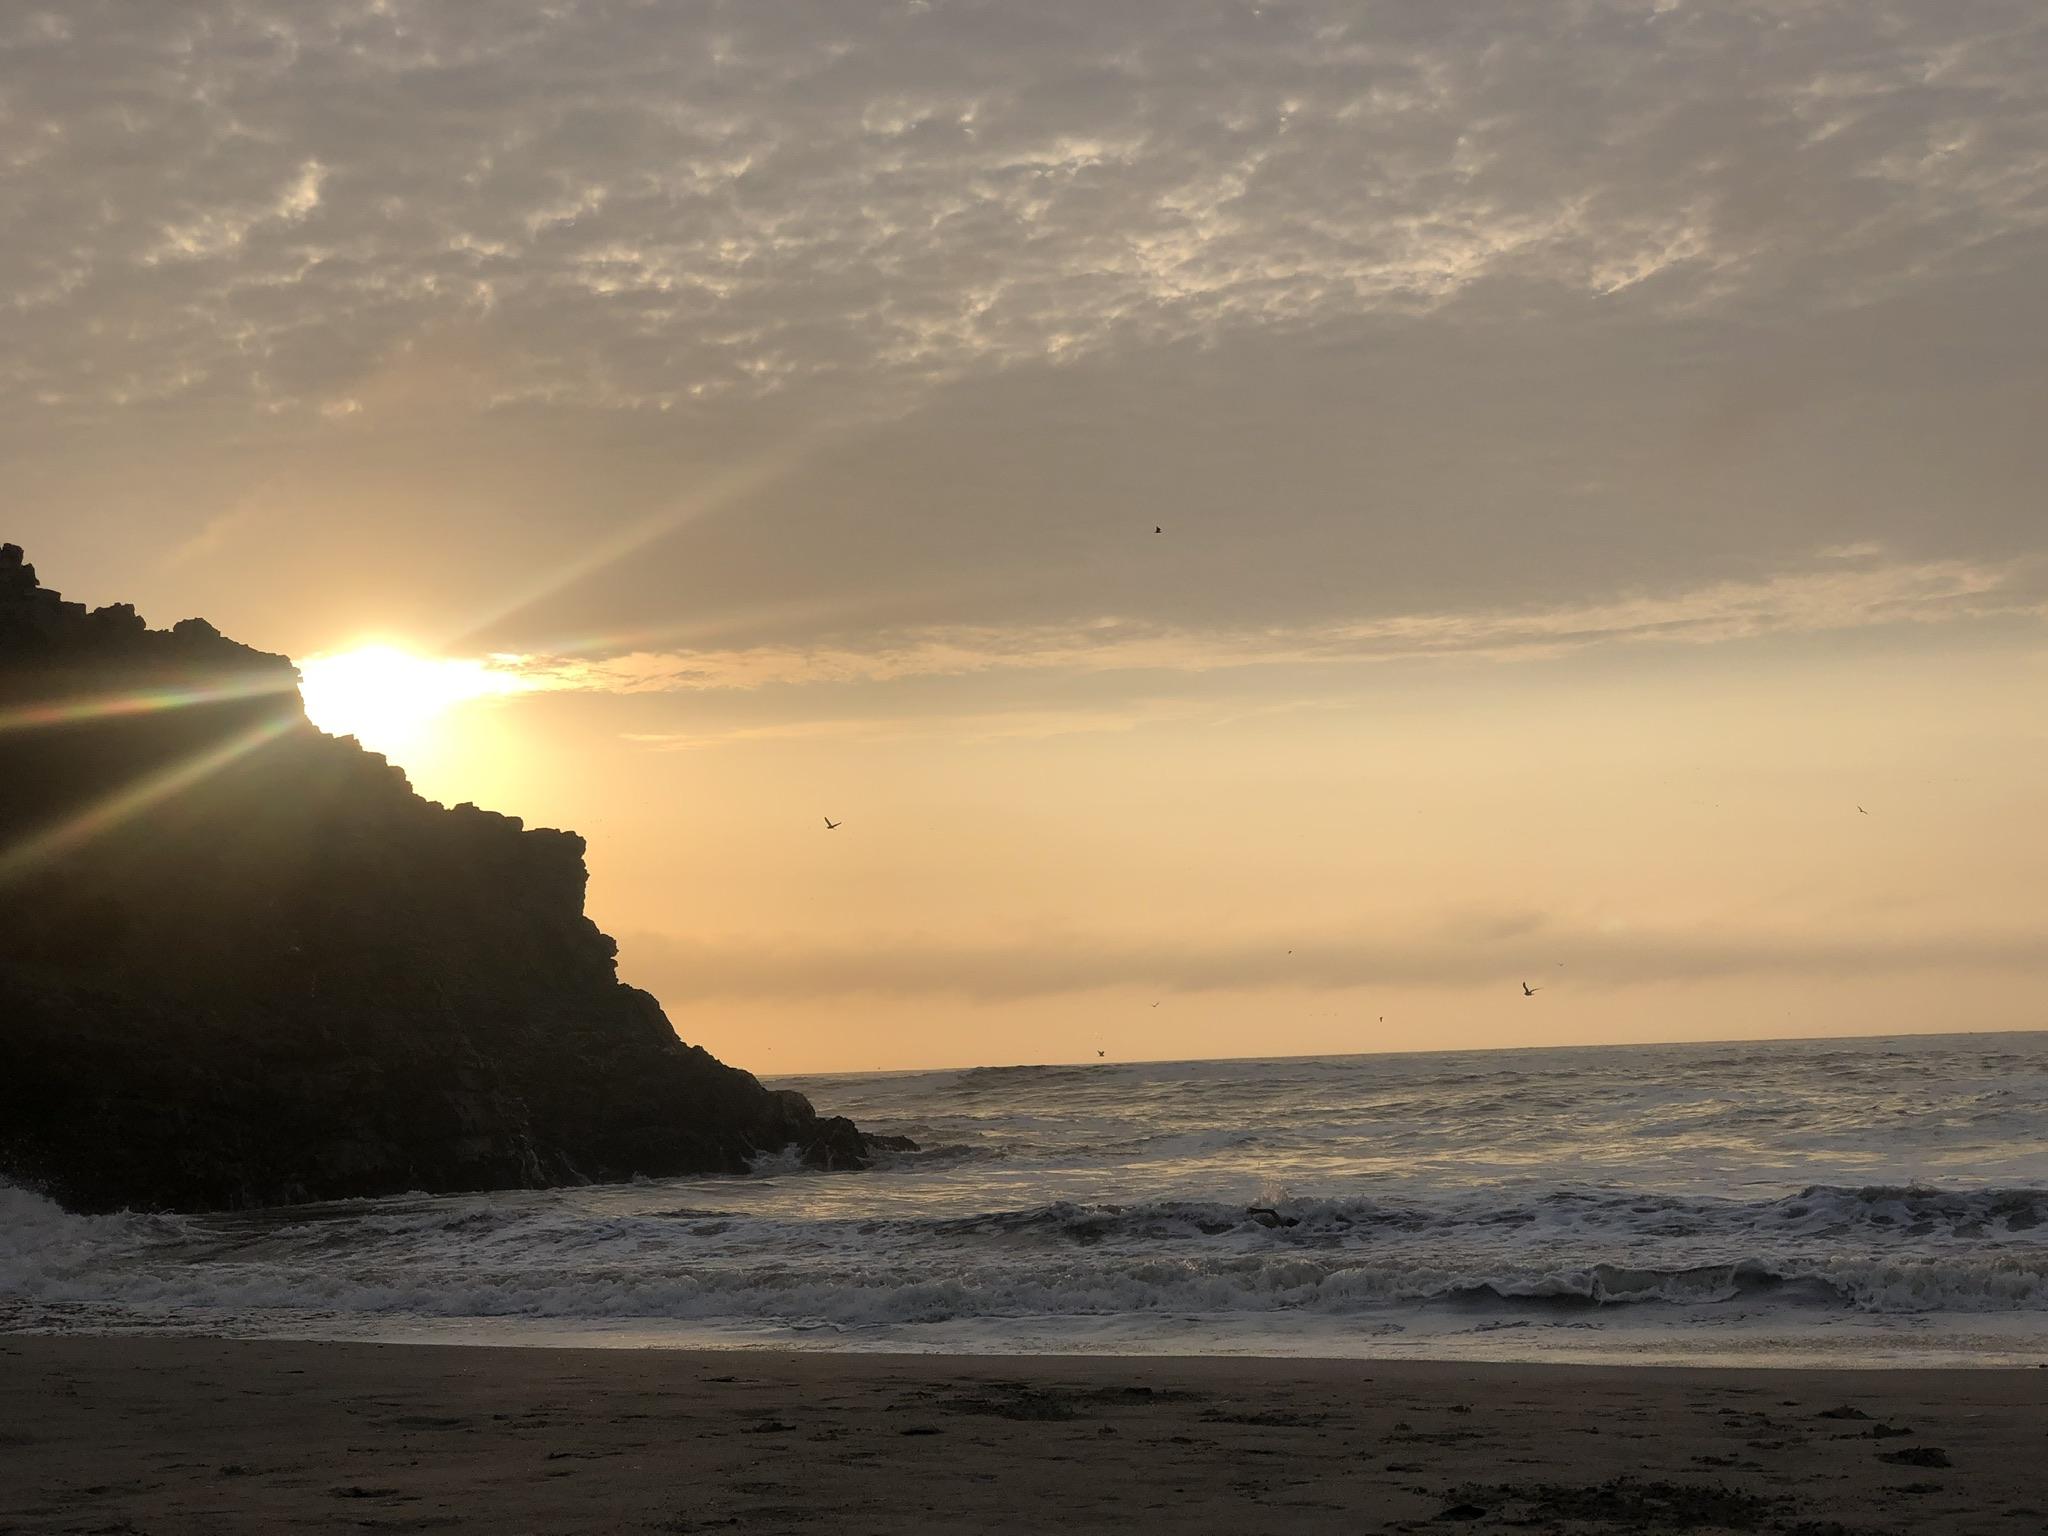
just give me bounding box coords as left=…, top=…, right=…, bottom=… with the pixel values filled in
left=142, top=160, right=327, bottom=265
left=619, top=918, right=2048, bottom=1002
left=617, top=695, right=1219, bottom=751
left=4, top=1, right=2044, bottom=421
left=9, top=1, right=2044, bottom=663
left=492, top=548, right=2035, bottom=698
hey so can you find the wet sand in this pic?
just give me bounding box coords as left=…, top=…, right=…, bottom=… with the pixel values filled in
left=1, top=1337, right=2043, bottom=1533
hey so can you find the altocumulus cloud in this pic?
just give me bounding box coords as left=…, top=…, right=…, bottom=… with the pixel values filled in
left=4, top=0, right=2045, bottom=421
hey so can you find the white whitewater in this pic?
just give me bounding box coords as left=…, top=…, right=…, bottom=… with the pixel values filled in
left=5, top=1033, right=2045, bottom=1364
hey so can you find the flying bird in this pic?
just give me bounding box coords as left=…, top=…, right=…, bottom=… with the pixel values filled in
left=822, top=816, right=841, bottom=830
left=1096, top=1050, right=1106, bottom=1058
left=1521, top=982, right=1541, bottom=997
left=1154, top=525, right=1162, bottom=534
left=1857, top=805, right=1869, bottom=815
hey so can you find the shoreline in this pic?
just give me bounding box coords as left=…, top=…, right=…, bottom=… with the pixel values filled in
left=5, top=1337, right=2044, bottom=1533
left=18, top=1316, right=2033, bottom=1373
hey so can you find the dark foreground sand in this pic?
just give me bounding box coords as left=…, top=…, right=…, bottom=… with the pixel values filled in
left=2, top=1339, right=2044, bottom=1534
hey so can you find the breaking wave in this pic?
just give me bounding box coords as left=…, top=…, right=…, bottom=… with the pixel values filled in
left=7, top=1034, right=2047, bottom=1356
left=6, top=1180, right=2047, bottom=1337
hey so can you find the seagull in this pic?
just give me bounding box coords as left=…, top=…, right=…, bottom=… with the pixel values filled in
left=1096, top=1050, right=1106, bottom=1058
left=1521, top=982, right=1541, bottom=997
left=1857, top=805, right=1869, bottom=815
left=823, top=816, right=841, bottom=830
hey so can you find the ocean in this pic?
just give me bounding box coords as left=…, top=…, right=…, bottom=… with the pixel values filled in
left=5, top=1033, right=2045, bottom=1366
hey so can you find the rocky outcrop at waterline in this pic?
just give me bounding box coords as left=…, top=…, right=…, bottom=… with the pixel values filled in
left=0, top=544, right=904, bottom=1213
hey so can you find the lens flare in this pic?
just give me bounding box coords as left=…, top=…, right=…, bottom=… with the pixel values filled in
left=0, top=713, right=297, bottom=888
left=0, top=674, right=297, bottom=734
left=296, top=644, right=531, bottom=756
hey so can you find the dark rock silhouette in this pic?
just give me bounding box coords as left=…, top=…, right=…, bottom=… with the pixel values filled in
left=0, top=545, right=908, bottom=1212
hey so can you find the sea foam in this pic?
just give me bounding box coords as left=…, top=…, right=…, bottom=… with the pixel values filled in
left=5, top=1033, right=2046, bottom=1361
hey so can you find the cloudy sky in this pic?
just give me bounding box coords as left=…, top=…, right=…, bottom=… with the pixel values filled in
left=8, top=0, right=2046, bottom=1069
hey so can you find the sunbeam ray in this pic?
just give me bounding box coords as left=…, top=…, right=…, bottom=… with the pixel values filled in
left=0, top=673, right=299, bottom=735
left=0, top=712, right=299, bottom=888
left=434, top=431, right=837, bottom=654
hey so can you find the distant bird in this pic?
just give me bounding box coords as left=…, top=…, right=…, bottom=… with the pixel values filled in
left=1153, top=525, right=1162, bottom=534
left=1096, top=1050, right=1106, bottom=1058
left=1857, top=805, right=1870, bottom=815
left=1521, top=982, right=1541, bottom=997
left=1151, top=1001, right=1160, bottom=1008
left=823, top=816, right=841, bottom=830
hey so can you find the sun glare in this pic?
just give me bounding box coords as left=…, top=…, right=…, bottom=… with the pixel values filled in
left=296, top=644, right=528, bottom=757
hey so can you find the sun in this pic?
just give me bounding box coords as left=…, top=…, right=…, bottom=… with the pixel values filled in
left=296, top=644, right=527, bottom=757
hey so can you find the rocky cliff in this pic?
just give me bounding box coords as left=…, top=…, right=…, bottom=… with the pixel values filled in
left=0, top=545, right=899, bottom=1213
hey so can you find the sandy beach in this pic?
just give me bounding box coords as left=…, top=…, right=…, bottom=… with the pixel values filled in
left=1, top=1339, right=2042, bottom=1534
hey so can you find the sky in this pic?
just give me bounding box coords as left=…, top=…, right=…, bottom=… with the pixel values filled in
left=6, top=0, right=2046, bottom=1071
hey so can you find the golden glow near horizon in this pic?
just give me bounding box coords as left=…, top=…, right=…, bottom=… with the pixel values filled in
left=297, top=645, right=531, bottom=759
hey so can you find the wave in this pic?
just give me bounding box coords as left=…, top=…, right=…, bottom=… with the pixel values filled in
left=11, top=1036, right=2046, bottom=1353
left=10, top=1245, right=2044, bottom=1330
left=895, top=1185, right=2048, bottom=1246
left=866, top=1142, right=1007, bottom=1170
left=0, top=1181, right=193, bottom=1268
left=949, top=1064, right=1110, bottom=1093
left=7, top=1180, right=2048, bottom=1335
